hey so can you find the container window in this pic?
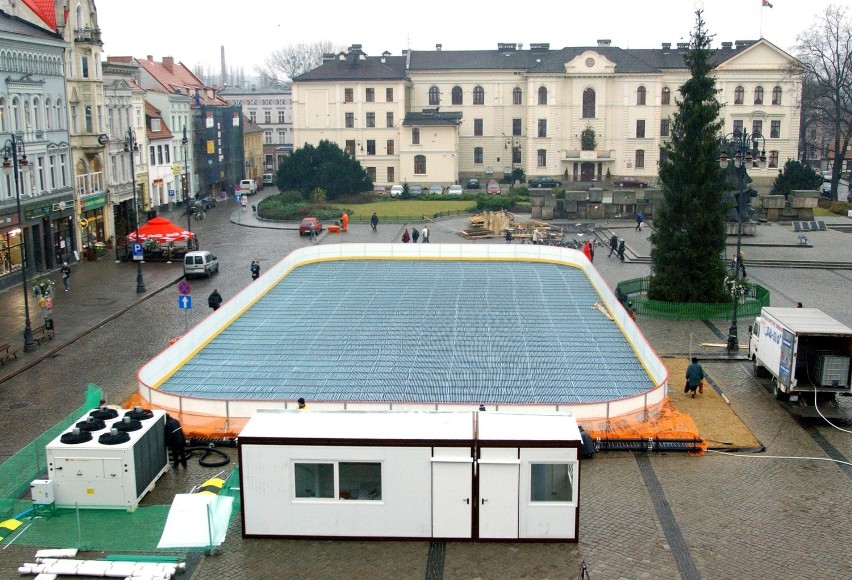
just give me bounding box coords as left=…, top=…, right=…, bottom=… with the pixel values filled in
left=295, top=463, right=334, bottom=498
left=530, top=463, right=573, bottom=502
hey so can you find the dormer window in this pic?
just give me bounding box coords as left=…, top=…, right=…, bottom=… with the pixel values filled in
left=151, top=118, right=161, bottom=132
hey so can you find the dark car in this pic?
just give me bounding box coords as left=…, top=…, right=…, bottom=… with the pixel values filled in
left=186, top=195, right=217, bottom=213
left=529, top=177, right=563, bottom=188
left=466, top=178, right=480, bottom=189
left=298, top=217, right=323, bottom=235
left=613, top=176, right=649, bottom=188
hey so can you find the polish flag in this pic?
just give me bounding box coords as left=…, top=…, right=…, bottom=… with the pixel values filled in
left=762, top=0, right=773, bottom=7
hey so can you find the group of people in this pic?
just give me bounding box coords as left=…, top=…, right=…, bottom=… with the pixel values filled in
left=608, top=235, right=627, bottom=261
left=401, top=226, right=430, bottom=243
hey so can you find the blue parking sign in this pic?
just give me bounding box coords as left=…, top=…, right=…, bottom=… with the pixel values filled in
left=132, top=243, right=144, bottom=261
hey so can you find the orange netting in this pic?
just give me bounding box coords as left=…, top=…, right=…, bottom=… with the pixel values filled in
left=122, top=393, right=246, bottom=439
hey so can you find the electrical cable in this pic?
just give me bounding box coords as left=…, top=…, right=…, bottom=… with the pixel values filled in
left=184, top=444, right=230, bottom=467
left=707, top=449, right=852, bottom=467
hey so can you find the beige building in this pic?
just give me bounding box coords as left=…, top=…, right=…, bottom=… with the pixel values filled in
left=294, top=40, right=801, bottom=189
left=242, top=116, right=264, bottom=184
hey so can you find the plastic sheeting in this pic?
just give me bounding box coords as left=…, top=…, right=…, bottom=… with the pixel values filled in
left=157, top=493, right=233, bottom=549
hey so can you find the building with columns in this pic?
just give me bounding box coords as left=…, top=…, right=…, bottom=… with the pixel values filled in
left=293, top=40, right=801, bottom=189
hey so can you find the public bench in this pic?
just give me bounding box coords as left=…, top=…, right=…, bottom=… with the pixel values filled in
left=32, top=324, right=55, bottom=345
left=0, top=343, right=19, bottom=365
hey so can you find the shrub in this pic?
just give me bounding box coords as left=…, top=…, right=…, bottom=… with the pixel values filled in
left=477, top=195, right=515, bottom=211
left=828, top=201, right=851, bottom=215
left=509, top=185, right=529, bottom=197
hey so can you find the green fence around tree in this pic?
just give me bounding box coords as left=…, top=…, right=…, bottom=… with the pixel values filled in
left=616, top=277, right=769, bottom=320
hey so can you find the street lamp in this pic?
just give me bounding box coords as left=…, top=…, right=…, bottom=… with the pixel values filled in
left=719, top=128, right=765, bottom=352
left=2, top=135, right=36, bottom=352
left=124, top=129, right=146, bottom=293
left=182, top=125, right=192, bottom=242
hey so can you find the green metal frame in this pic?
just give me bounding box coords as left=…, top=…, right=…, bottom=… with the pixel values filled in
left=616, top=277, right=770, bottom=320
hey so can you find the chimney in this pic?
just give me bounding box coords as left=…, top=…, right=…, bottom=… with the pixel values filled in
left=163, top=56, right=174, bottom=72
left=221, top=46, right=227, bottom=86
left=146, top=55, right=153, bottom=62
left=721, top=42, right=733, bottom=50
left=436, top=44, right=442, bottom=51
left=677, top=42, right=689, bottom=50
left=597, top=39, right=611, bottom=47
left=381, top=50, right=390, bottom=64
left=661, top=42, right=671, bottom=50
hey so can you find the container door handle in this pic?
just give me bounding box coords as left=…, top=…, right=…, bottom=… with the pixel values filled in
left=463, top=498, right=469, bottom=504
left=481, top=498, right=488, bottom=505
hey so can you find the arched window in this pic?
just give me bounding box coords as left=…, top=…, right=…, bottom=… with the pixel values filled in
left=473, top=86, right=484, bottom=105
left=0, top=97, right=6, bottom=132
left=754, top=86, right=763, bottom=105
left=32, top=96, right=41, bottom=130
left=76, top=4, right=84, bottom=29
left=512, top=87, right=522, bottom=105
left=734, top=86, right=744, bottom=105
left=451, top=86, right=462, bottom=105
left=44, top=98, right=52, bottom=130
left=414, top=154, right=426, bottom=174
left=56, top=98, right=64, bottom=130
left=582, top=88, right=595, bottom=118
left=538, top=86, right=547, bottom=105
left=11, top=97, right=20, bottom=132
left=428, top=86, right=440, bottom=106
left=772, top=86, right=782, bottom=105
left=661, top=87, right=671, bottom=105
left=636, top=86, right=646, bottom=105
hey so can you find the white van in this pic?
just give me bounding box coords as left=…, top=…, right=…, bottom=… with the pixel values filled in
left=240, top=179, right=257, bottom=196
left=184, top=251, right=219, bottom=279
left=262, top=173, right=275, bottom=186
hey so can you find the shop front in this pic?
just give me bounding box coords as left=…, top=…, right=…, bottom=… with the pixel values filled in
left=79, top=193, right=108, bottom=261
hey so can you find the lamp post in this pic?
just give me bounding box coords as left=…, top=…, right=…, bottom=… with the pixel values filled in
left=182, top=125, right=192, bottom=242
left=2, top=135, right=36, bottom=352
left=719, top=128, right=765, bottom=352
left=124, top=129, right=145, bottom=293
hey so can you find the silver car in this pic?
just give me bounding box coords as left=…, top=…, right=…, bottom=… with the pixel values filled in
left=429, top=184, right=444, bottom=195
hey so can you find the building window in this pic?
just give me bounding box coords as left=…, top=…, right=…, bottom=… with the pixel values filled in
left=81, top=56, right=89, bottom=78
left=429, top=86, right=440, bottom=105
left=150, top=117, right=160, bottom=132
left=386, top=112, right=393, bottom=128
left=660, top=119, right=670, bottom=137
left=295, top=463, right=334, bottom=498
left=752, top=120, right=763, bottom=137
left=386, top=88, right=394, bottom=102
left=538, top=86, right=547, bottom=105
left=278, top=111, right=285, bottom=123
left=414, top=154, right=426, bottom=174
left=474, top=147, right=483, bottom=164
left=659, top=147, right=669, bottom=165
left=344, top=88, right=354, bottom=103
left=84, top=106, right=93, bottom=132
left=513, top=87, right=522, bottom=105
left=661, top=87, right=671, bottom=105
left=345, top=140, right=355, bottom=156
left=636, top=120, right=645, bottom=138
left=754, top=86, right=764, bottom=105
left=366, top=88, right=375, bottom=102
left=452, top=86, right=463, bottom=105
left=582, top=88, right=595, bottom=118
left=734, top=86, right=744, bottom=105
left=538, top=119, right=547, bottom=138
left=530, top=464, right=573, bottom=503
left=474, top=119, right=483, bottom=136
left=473, top=86, right=484, bottom=105
left=513, top=146, right=521, bottom=164
left=733, top=119, right=743, bottom=134
left=772, top=86, right=782, bottom=105
left=512, top=118, right=522, bottom=136
left=164, top=145, right=170, bottom=164
left=386, top=140, right=394, bottom=155
left=366, top=113, right=375, bottom=128
left=768, top=150, right=778, bottom=168
left=60, top=154, right=67, bottom=186
left=149, top=146, right=155, bottom=166
left=249, top=110, right=256, bottom=123
left=49, top=155, right=56, bottom=189
left=770, top=120, right=780, bottom=139
left=345, top=112, right=354, bottom=128
left=264, top=131, right=272, bottom=144
left=635, top=149, right=645, bottom=168
left=157, top=145, right=163, bottom=165
left=264, top=111, right=271, bottom=123
left=367, top=167, right=376, bottom=182
left=412, top=128, right=420, bottom=145
left=637, top=86, right=646, bottom=105
left=537, top=149, right=546, bottom=167
left=366, top=140, right=375, bottom=155
left=387, top=167, right=394, bottom=183
left=278, top=130, right=286, bottom=144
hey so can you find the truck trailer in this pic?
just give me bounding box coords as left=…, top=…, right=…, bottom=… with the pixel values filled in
left=749, top=307, right=852, bottom=401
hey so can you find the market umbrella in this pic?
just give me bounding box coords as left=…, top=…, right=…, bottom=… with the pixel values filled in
left=126, top=216, right=194, bottom=244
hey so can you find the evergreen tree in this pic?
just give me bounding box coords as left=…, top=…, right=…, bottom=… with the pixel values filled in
left=770, top=160, right=822, bottom=198
left=648, top=11, right=728, bottom=303
left=279, top=140, right=372, bottom=199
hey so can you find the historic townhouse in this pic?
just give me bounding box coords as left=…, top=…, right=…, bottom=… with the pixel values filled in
left=220, top=85, right=293, bottom=174
left=143, top=102, right=174, bottom=208
left=0, top=8, right=73, bottom=291
left=293, top=40, right=801, bottom=188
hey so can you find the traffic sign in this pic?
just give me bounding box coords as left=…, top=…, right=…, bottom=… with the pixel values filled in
left=79, top=218, right=88, bottom=228
left=132, top=243, right=144, bottom=261
left=178, top=295, right=192, bottom=310
left=177, top=280, right=192, bottom=296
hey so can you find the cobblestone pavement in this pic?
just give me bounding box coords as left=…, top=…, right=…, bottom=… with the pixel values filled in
left=0, top=200, right=850, bottom=579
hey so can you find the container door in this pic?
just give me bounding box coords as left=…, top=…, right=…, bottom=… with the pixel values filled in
left=478, top=450, right=520, bottom=539
left=432, top=448, right=472, bottom=538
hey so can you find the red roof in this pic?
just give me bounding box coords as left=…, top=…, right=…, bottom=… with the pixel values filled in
left=145, top=102, right=173, bottom=141
left=23, top=0, right=55, bottom=29
left=134, top=56, right=226, bottom=106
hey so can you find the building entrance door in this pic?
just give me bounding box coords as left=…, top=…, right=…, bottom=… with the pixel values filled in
left=478, top=450, right=519, bottom=539
left=581, top=162, right=595, bottom=181
left=432, top=449, right=472, bottom=538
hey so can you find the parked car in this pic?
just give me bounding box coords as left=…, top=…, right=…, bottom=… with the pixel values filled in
left=299, top=217, right=323, bottom=236
left=373, top=185, right=386, bottom=195
left=466, top=178, right=480, bottom=189
left=262, top=173, right=275, bottom=186
left=183, top=250, right=219, bottom=279
left=240, top=179, right=258, bottom=195
left=613, top=176, right=649, bottom=188
left=528, top=177, right=563, bottom=188
left=429, top=184, right=444, bottom=195
left=409, top=184, right=423, bottom=195
left=390, top=185, right=404, bottom=197
left=487, top=181, right=501, bottom=195
left=187, top=195, right=217, bottom=213
left=448, top=184, right=463, bottom=195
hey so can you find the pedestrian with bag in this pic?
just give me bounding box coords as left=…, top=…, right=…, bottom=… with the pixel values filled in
left=617, top=238, right=626, bottom=262
left=207, top=288, right=222, bottom=311
left=61, top=262, right=71, bottom=291
left=421, top=225, right=430, bottom=243
left=250, top=260, right=260, bottom=281
left=685, top=357, right=706, bottom=399
left=608, top=234, right=618, bottom=258
left=636, top=211, right=644, bottom=231
left=412, top=227, right=420, bottom=243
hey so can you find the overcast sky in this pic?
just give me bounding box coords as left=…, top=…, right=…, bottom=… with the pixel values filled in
left=97, top=0, right=837, bottom=75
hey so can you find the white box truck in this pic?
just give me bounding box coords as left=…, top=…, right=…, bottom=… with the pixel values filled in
left=749, top=307, right=852, bottom=401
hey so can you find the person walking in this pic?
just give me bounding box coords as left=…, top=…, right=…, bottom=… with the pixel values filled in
left=308, top=220, right=316, bottom=242
left=505, top=228, right=513, bottom=243
left=636, top=211, right=644, bottom=231
left=737, top=250, right=747, bottom=278
left=341, top=212, right=349, bottom=232
left=608, top=234, right=618, bottom=258
left=412, top=227, right=420, bottom=243
left=617, top=238, right=626, bottom=262
left=207, top=289, right=223, bottom=311
left=164, top=414, right=188, bottom=468
left=370, top=212, right=379, bottom=231
left=61, top=262, right=71, bottom=291
left=685, top=357, right=707, bottom=399
left=241, top=195, right=248, bottom=211
left=421, top=225, right=430, bottom=243
left=402, top=228, right=411, bottom=243
left=588, top=240, right=595, bottom=262
left=627, top=301, right=637, bottom=320
left=582, top=241, right=592, bottom=261
left=250, top=260, right=260, bottom=281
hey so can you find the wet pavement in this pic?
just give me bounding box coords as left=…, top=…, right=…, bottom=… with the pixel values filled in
left=0, top=195, right=850, bottom=579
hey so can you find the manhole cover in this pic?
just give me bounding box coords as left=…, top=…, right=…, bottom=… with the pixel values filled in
left=8, top=402, right=29, bottom=410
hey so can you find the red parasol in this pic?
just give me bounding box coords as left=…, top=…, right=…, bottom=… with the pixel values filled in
left=126, top=216, right=194, bottom=243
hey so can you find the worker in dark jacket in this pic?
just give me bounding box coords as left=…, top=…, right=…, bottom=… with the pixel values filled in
left=208, top=289, right=222, bottom=311
left=164, top=414, right=188, bottom=468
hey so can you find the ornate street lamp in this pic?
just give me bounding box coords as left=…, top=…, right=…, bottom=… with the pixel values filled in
left=182, top=125, right=192, bottom=241
left=2, top=135, right=37, bottom=352
left=719, top=128, right=765, bottom=352
left=124, top=129, right=145, bottom=293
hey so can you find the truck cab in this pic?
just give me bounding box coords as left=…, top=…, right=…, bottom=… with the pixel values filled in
left=240, top=179, right=257, bottom=196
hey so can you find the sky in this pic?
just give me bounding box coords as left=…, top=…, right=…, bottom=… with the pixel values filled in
left=96, top=0, right=839, bottom=75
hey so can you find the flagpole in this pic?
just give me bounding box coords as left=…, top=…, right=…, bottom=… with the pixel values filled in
left=760, top=1, right=764, bottom=39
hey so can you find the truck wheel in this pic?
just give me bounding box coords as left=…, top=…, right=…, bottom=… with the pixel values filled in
left=772, top=380, right=787, bottom=401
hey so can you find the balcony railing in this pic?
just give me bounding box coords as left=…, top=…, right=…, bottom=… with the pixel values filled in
left=74, top=28, right=102, bottom=44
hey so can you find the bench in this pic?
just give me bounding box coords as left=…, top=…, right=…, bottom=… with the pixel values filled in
left=0, top=343, right=19, bottom=365
left=32, top=324, right=55, bottom=344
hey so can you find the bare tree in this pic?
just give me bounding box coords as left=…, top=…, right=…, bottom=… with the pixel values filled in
left=255, top=41, right=340, bottom=86
left=795, top=5, right=852, bottom=197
